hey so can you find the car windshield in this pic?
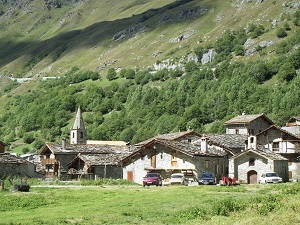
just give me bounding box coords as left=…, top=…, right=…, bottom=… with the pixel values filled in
left=266, top=173, right=278, bottom=177
left=201, top=173, right=214, bottom=178
left=146, top=173, right=158, bottom=177
left=171, top=175, right=183, bottom=178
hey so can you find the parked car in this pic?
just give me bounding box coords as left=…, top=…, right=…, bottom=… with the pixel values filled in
left=258, top=172, right=282, bottom=184
left=198, top=172, right=215, bottom=185
left=170, top=173, right=185, bottom=185
left=143, top=173, right=163, bottom=186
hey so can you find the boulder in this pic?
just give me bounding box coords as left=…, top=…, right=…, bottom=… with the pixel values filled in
left=201, top=49, right=216, bottom=64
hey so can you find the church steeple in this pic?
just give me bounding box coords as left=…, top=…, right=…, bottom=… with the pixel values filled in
left=70, top=107, right=87, bottom=144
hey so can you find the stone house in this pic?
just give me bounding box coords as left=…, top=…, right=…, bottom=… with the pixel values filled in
left=122, top=131, right=233, bottom=185
left=256, top=125, right=300, bottom=180
left=229, top=143, right=288, bottom=184
left=68, top=149, right=131, bottom=180
left=40, top=141, right=131, bottom=180
left=224, top=113, right=274, bottom=135
left=0, top=153, right=35, bottom=178
left=0, top=141, right=6, bottom=153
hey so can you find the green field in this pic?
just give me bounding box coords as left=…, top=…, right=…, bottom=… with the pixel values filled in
left=1, top=181, right=300, bottom=224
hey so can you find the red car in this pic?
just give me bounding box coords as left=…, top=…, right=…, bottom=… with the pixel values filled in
left=143, top=173, right=163, bottom=186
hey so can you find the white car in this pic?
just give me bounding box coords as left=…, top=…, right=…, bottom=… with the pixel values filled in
left=170, top=173, right=185, bottom=185
left=258, top=172, right=282, bottom=184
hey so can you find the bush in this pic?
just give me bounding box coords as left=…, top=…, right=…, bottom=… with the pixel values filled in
left=106, top=68, right=118, bottom=81
left=276, top=28, right=287, bottom=38
left=22, top=147, right=30, bottom=154
left=23, top=133, right=35, bottom=144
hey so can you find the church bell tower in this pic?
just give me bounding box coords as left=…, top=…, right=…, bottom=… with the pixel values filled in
left=70, top=107, right=87, bottom=144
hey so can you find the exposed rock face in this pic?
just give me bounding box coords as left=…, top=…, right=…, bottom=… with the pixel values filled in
left=112, top=23, right=148, bottom=41
left=201, top=49, right=216, bottom=64
left=159, top=5, right=207, bottom=24
left=45, top=0, right=62, bottom=9
left=245, top=48, right=257, bottom=56
left=170, top=30, right=197, bottom=43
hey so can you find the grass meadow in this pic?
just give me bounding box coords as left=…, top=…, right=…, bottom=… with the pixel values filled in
left=1, top=180, right=300, bottom=225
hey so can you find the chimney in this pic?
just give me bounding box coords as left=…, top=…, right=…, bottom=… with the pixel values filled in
left=201, top=136, right=208, bottom=153
left=62, top=138, right=66, bottom=150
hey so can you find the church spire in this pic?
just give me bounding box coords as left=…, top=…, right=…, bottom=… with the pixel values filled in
left=72, top=106, right=85, bottom=130
left=70, top=106, right=87, bottom=145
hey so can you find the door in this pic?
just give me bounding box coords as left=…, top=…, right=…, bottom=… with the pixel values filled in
left=247, top=170, right=257, bottom=184
left=151, top=150, right=156, bottom=168
left=127, top=171, right=133, bottom=181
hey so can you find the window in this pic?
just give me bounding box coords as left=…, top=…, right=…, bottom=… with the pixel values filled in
left=80, top=131, right=84, bottom=138
left=235, top=129, right=239, bottom=134
left=205, top=160, right=209, bottom=169
left=249, top=129, right=254, bottom=135
left=272, top=142, right=279, bottom=151
left=249, top=158, right=255, bottom=166
left=171, top=152, right=177, bottom=166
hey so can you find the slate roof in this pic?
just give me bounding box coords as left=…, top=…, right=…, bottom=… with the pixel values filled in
left=123, top=138, right=226, bottom=163
left=206, top=134, right=247, bottom=150
left=231, top=147, right=288, bottom=161
left=224, top=114, right=274, bottom=125
left=256, top=125, right=300, bottom=141
left=41, top=143, right=132, bottom=156
left=135, top=130, right=201, bottom=147
left=72, top=153, right=125, bottom=166
left=0, top=153, right=30, bottom=164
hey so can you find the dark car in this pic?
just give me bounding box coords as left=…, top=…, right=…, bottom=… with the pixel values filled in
left=143, top=173, right=163, bottom=186
left=198, top=172, right=215, bottom=185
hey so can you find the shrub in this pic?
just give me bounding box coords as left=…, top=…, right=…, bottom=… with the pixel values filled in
left=106, top=68, right=118, bottom=81
left=276, top=28, right=287, bottom=38
left=23, top=133, right=35, bottom=144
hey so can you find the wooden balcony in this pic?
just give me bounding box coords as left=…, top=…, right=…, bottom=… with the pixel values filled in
left=42, top=158, right=57, bottom=165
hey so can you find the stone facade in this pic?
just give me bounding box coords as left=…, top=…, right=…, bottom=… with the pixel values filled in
left=0, top=153, right=35, bottom=178
left=225, top=114, right=273, bottom=135
left=256, top=125, right=300, bottom=180
left=122, top=138, right=227, bottom=185
left=229, top=149, right=288, bottom=184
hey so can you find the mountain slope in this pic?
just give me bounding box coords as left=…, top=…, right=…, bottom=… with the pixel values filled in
left=0, top=0, right=300, bottom=153
left=1, top=0, right=296, bottom=77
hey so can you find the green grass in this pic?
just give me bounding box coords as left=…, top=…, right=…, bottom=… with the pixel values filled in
left=1, top=182, right=300, bottom=224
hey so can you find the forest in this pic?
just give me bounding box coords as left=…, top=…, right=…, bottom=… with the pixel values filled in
left=0, top=9, right=300, bottom=153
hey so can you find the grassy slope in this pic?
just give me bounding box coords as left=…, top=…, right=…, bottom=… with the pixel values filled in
left=0, top=0, right=292, bottom=78
left=1, top=183, right=300, bottom=224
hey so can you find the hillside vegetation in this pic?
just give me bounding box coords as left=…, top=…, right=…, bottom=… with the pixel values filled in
left=0, top=0, right=300, bottom=153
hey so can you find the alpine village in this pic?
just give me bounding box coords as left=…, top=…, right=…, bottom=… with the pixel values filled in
left=1, top=0, right=300, bottom=224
